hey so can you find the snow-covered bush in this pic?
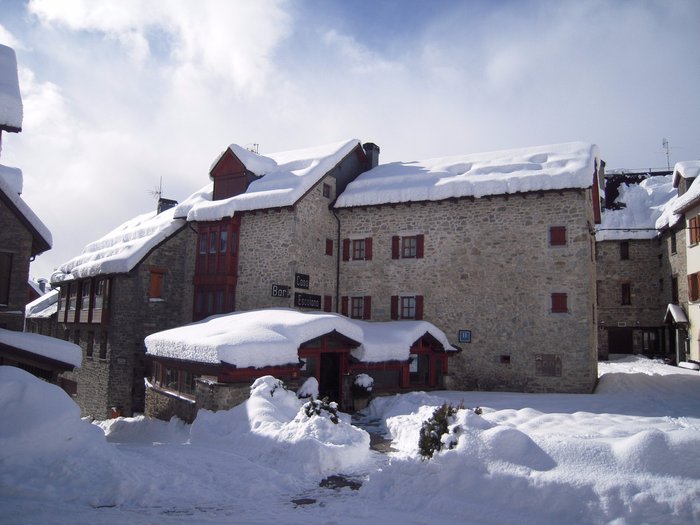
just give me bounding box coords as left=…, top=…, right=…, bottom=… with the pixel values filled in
left=302, top=398, right=339, bottom=424
left=352, top=373, right=374, bottom=396
left=297, top=376, right=319, bottom=399
left=419, top=402, right=458, bottom=458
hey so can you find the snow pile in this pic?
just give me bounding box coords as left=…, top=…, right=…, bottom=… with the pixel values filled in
left=0, top=367, right=121, bottom=507
left=0, top=166, right=52, bottom=249
left=0, top=44, right=22, bottom=131
left=190, top=376, right=370, bottom=477
left=335, top=142, right=599, bottom=207
left=96, top=415, right=190, bottom=444
left=596, top=174, right=677, bottom=240
left=186, top=139, right=361, bottom=222
left=0, top=327, right=81, bottom=367
left=25, top=288, right=59, bottom=318
left=52, top=186, right=207, bottom=282
left=146, top=308, right=456, bottom=367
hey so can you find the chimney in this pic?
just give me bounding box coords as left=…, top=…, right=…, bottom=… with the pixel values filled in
left=157, top=198, right=178, bottom=214
left=37, top=278, right=48, bottom=294
left=362, top=142, right=380, bottom=170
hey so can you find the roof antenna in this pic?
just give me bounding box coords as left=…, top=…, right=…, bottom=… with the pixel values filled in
left=661, top=138, right=671, bottom=171
left=246, top=143, right=259, bottom=154
left=149, top=176, right=163, bottom=200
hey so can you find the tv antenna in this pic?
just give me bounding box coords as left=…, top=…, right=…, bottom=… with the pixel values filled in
left=246, top=143, right=259, bottom=154
left=149, top=176, right=163, bottom=200
left=661, top=138, right=671, bottom=171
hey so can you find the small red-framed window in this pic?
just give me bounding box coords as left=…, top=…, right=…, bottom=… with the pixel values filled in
left=549, top=226, right=566, bottom=246
left=325, top=239, right=333, bottom=256
left=149, top=268, right=166, bottom=299
left=551, top=293, right=568, bottom=313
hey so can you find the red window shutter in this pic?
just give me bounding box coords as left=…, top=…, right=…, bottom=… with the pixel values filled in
left=341, top=296, right=349, bottom=316
left=149, top=271, right=164, bottom=298
left=325, top=239, right=333, bottom=256
left=415, top=295, right=424, bottom=320
left=323, top=295, right=332, bottom=312
left=550, top=226, right=566, bottom=246
left=416, top=234, right=424, bottom=259
left=689, top=274, right=699, bottom=302
left=363, top=296, right=372, bottom=320
left=551, top=293, right=568, bottom=313
left=365, top=238, right=373, bottom=260
left=392, top=236, right=400, bottom=259
left=342, top=239, right=350, bottom=261
left=391, top=295, right=399, bottom=320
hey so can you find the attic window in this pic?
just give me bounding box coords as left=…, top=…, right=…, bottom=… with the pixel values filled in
left=149, top=268, right=166, bottom=300
left=322, top=183, right=332, bottom=198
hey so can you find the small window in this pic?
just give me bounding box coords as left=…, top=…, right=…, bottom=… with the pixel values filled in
left=672, top=276, right=679, bottom=304
left=688, top=273, right=699, bottom=302
left=322, top=183, right=332, bottom=198
left=149, top=269, right=165, bottom=299
left=621, top=283, right=631, bottom=305
left=352, top=239, right=366, bottom=260
left=401, top=296, right=416, bottom=319
left=80, top=280, right=91, bottom=310
left=500, top=355, right=511, bottom=364
left=325, top=239, right=333, bottom=256
left=549, top=226, right=566, bottom=246
left=392, top=235, right=424, bottom=259
left=209, top=232, right=217, bottom=254
left=199, top=233, right=208, bottom=255
left=94, top=279, right=104, bottom=309
left=671, top=232, right=677, bottom=254
left=220, top=231, right=228, bottom=253
left=620, top=241, right=630, bottom=260
left=551, top=293, right=568, bottom=313
left=0, top=252, right=12, bottom=305
left=350, top=297, right=364, bottom=319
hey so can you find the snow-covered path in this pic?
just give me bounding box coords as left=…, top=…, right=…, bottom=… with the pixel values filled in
left=1, top=355, right=699, bottom=524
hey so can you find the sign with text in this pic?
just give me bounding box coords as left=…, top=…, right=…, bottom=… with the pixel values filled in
left=271, top=284, right=289, bottom=298
left=458, top=330, right=471, bottom=343
left=295, top=273, right=310, bottom=289
left=294, top=292, right=321, bottom=310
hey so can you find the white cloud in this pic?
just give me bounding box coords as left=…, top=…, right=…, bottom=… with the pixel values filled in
left=0, top=24, right=23, bottom=49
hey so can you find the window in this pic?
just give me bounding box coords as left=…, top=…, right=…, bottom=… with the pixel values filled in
left=620, top=241, right=630, bottom=260
left=549, top=226, right=567, bottom=246
left=551, top=293, right=568, bottom=313
left=94, top=279, right=104, bottom=310
left=209, top=231, right=217, bottom=254
left=688, top=273, right=699, bottom=302
left=0, top=252, right=11, bottom=305
left=322, top=183, right=331, bottom=198
left=391, top=295, right=424, bottom=320
left=323, top=295, right=332, bottom=312
left=68, top=284, right=77, bottom=311
left=392, top=235, right=424, bottom=259
left=220, top=231, right=228, bottom=253
left=621, top=283, right=631, bottom=305
left=325, top=239, right=333, bottom=256
left=199, top=233, right=207, bottom=255
left=342, top=238, right=372, bottom=261
left=341, top=296, right=371, bottom=320
left=80, top=280, right=91, bottom=310
left=672, top=276, right=679, bottom=304
left=671, top=232, right=677, bottom=254
left=690, top=217, right=700, bottom=246
left=149, top=269, right=165, bottom=299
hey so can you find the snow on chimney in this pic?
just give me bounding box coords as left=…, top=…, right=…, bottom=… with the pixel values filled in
left=363, top=143, right=380, bottom=170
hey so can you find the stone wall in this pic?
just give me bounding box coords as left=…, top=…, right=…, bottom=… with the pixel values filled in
left=336, top=189, right=598, bottom=393
left=0, top=202, right=33, bottom=331
left=144, top=383, right=197, bottom=423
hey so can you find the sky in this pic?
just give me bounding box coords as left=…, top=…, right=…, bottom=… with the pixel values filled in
left=0, top=0, right=699, bottom=280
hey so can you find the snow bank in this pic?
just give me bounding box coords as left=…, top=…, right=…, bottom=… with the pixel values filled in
left=0, top=166, right=52, bottom=249
left=146, top=308, right=456, bottom=367
left=0, top=327, right=81, bottom=367
left=596, top=174, right=677, bottom=240
left=187, top=139, right=361, bottom=222
left=0, top=367, right=121, bottom=507
left=336, top=142, right=599, bottom=207
left=51, top=186, right=207, bottom=282
left=190, top=376, right=370, bottom=477
left=0, top=44, right=22, bottom=131
left=96, top=415, right=190, bottom=444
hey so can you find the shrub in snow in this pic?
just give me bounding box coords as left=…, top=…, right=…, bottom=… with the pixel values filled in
left=302, top=398, right=339, bottom=424
left=297, top=376, right=319, bottom=399
left=419, top=403, right=459, bottom=459
left=352, top=373, right=374, bottom=396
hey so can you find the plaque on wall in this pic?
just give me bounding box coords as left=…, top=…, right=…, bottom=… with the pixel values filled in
left=295, top=273, right=310, bottom=289
left=294, top=292, right=321, bottom=309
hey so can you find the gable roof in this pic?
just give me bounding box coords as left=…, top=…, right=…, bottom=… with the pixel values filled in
left=145, top=308, right=457, bottom=368
left=0, top=165, right=51, bottom=255
left=0, top=44, right=22, bottom=133
left=51, top=188, right=207, bottom=284
left=672, top=160, right=700, bottom=188
left=335, top=142, right=600, bottom=208
left=26, top=289, right=59, bottom=319
left=183, top=139, right=362, bottom=222
left=0, top=328, right=81, bottom=368
left=656, top=161, right=700, bottom=230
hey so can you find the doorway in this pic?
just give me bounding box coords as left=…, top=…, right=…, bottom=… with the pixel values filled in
left=319, top=353, right=341, bottom=401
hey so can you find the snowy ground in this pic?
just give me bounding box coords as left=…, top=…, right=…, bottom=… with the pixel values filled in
left=1, top=355, right=699, bottom=524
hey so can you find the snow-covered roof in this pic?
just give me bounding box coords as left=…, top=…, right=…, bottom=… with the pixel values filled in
left=596, top=175, right=677, bottom=241
left=0, top=44, right=22, bottom=132
left=25, top=289, right=59, bottom=319
left=656, top=162, right=700, bottom=230
left=145, top=308, right=456, bottom=368
left=0, top=165, right=52, bottom=252
left=52, top=188, right=208, bottom=283
left=185, top=139, right=361, bottom=222
left=665, top=304, right=688, bottom=325
left=0, top=328, right=81, bottom=368
left=672, top=160, right=700, bottom=188
left=334, top=142, right=600, bottom=208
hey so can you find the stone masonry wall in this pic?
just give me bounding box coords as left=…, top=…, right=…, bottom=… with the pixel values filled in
left=0, top=202, right=33, bottom=331
left=337, top=189, right=598, bottom=393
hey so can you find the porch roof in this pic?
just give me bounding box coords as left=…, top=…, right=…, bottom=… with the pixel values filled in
left=664, top=304, right=688, bottom=326
left=0, top=328, right=81, bottom=368
left=145, top=308, right=457, bottom=368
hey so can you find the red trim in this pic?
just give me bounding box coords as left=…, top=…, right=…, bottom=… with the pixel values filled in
left=416, top=234, right=424, bottom=259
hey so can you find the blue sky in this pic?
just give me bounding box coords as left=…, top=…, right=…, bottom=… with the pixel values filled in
left=1, top=0, right=699, bottom=279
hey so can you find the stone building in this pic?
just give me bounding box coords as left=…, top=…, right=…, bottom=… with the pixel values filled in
left=50, top=196, right=199, bottom=418
left=594, top=172, right=682, bottom=360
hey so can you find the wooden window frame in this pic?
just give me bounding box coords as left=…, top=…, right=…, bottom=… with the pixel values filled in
left=148, top=268, right=166, bottom=300
left=350, top=297, right=364, bottom=319
left=551, top=293, right=568, bottom=313
left=688, top=273, right=699, bottom=302
left=392, top=235, right=424, bottom=259
left=325, top=239, right=333, bottom=256
left=343, top=238, right=373, bottom=261
left=549, top=226, right=567, bottom=246
left=391, top=295, right=424, bottom=320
